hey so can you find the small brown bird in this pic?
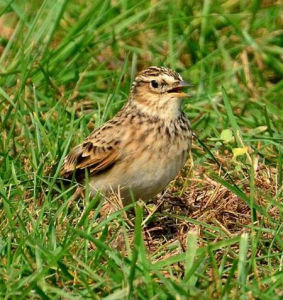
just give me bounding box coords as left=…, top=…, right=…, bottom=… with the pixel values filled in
left=60, top=66, right=192, bottom=203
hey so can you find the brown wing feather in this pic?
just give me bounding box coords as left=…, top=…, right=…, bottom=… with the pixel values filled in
left=60, top=106, right=126, bottom=180
left=60, top=140, right=120, bottom=179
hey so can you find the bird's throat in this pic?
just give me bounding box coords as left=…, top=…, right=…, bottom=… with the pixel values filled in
left=128, top=96, right=182, bottom=121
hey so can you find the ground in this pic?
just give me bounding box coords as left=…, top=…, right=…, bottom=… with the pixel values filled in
left=0, top=0, right=282, bottom=299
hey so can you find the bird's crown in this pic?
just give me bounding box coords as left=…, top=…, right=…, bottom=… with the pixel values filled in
left=135, top=66, right=182, bottom=82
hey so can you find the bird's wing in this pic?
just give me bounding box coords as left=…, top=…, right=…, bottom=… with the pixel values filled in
left=60, top=128, right=121, bottom=179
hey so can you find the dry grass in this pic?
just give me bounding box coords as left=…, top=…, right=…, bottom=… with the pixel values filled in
left=0, top=0, right=282, bottom=298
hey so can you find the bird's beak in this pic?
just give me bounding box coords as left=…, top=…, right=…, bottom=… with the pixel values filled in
left=167, top=80, right=191, bottom=98
left=179, top=80, right=191, bottom=87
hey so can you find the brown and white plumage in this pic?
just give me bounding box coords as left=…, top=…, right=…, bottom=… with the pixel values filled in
left=60, top=66, right=192, bottom=203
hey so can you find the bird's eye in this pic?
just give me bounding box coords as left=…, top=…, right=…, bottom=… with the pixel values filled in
left=151, top=80, right=159, bottom=88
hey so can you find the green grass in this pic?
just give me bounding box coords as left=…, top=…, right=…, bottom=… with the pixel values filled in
left=0, top=0, right=282, bottom=299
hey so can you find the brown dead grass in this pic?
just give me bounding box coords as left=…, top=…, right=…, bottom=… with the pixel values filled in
left=153, top=160, right=276, bottom=241
left=102, top=145, right=280, bottom=262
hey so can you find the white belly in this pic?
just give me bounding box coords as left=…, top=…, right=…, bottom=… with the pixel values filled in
left=89, top=145, right=189, bottom=203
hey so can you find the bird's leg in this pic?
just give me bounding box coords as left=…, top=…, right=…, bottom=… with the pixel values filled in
left=68, top=185, right=85, bottom=209
left=160, top=189, right=167, bottom=200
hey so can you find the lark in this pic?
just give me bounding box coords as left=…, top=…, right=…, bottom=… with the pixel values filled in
left=60, top=66, right=192, bottom=203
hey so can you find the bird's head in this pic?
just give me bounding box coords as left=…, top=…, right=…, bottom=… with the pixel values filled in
left=129, top=66, right=190, bottom=120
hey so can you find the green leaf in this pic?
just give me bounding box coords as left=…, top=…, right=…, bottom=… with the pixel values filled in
left=220, top=128, right=234, bottom=144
